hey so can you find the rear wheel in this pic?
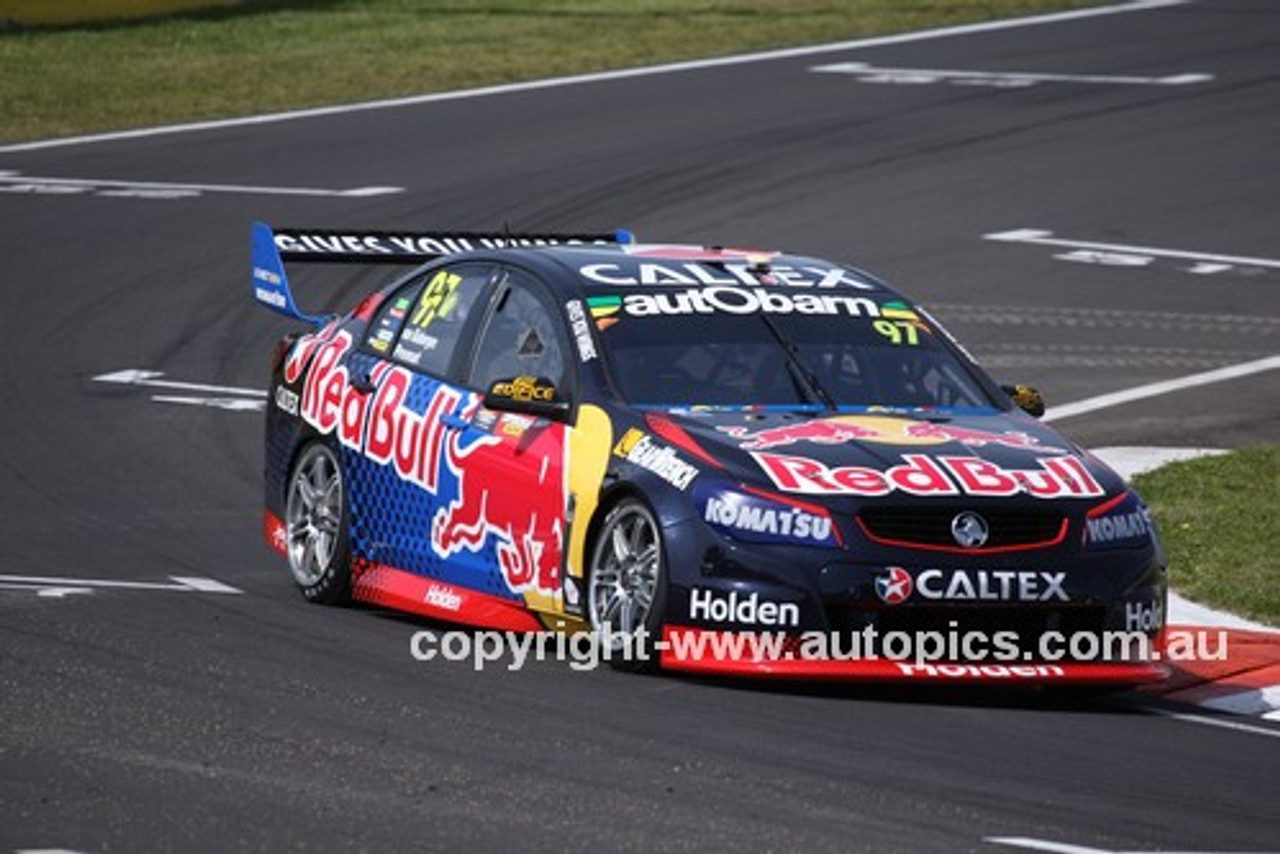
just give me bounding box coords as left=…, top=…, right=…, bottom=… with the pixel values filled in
left=285, top=442, right=351, bottom=604
left=587, top=499, right=666, bottom=671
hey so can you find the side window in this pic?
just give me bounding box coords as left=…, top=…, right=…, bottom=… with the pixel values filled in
left=469, top=271, right=570, bottom=396
left=363, top=264, right=492, bottom=378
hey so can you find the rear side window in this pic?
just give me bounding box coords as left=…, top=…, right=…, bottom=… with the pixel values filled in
left=363, top=264, right=493, bottom=379
left=468, top=270, right=571, bottom=396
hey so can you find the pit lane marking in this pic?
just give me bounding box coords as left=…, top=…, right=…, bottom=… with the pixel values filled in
left=984, top=229, right=1280, bottom=274
left=0, top=170, right=401, bottom=199
left=0, top=574, right=242, bottom=597
left=810, top=62, right=1211, bottom=88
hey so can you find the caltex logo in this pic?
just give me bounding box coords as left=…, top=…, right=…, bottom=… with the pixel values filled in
left=876, top=566, right=914, bottom=605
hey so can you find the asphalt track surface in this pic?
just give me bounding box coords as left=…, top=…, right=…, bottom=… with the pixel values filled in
left=3, top=1, right=1279, bottom=851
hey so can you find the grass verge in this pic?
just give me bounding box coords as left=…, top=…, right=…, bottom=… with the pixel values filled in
left=1, top=0, right=1099, bottom=144
left=1133, top=447, right=1280, bottom=627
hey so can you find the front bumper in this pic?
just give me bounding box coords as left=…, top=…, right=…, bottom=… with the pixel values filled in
left=658, top=626, right=1170, bottom=685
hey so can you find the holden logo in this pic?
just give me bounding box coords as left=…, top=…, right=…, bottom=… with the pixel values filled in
left=875, top=567, right=914, bottom=605
left=950, top=511, right=989, bottom=549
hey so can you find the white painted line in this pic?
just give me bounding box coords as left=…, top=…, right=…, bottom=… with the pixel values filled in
left=0, top=0, right=1189, bottom=154
left=1043, top=355, right=1280, bottom=422
left=0, top=582, right=93, bottom=598
left=170, top=576, right=243, bottom=594
left=1150, top=708, right=1280, bottom=740
left=986, top=838, right=1111, bottom=854
left=0, top=574, right=242, bottom=594
left=151, top=395, right=266, bottom=412
left=0, top=171, right=401, bottom=198
left=94, top=369, right=268, bottom=398
left=984, top=229, right=1280, bottom=270
left=1197, top=685, right=1280, bottom=718
left=987, top=835, right=1280, bottom=853
left=811, top=62, right=1211, bottom=87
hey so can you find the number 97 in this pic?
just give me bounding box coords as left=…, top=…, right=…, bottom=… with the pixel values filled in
left=873, top=319, right=919, bottom=346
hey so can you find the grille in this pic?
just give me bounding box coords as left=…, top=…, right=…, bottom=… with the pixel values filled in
left=857, top=507, right=1066, bottom=551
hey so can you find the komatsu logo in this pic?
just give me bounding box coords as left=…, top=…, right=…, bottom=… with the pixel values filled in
left=704, top=496, right=833, bottom=542
left=1086, top=509, right=1150, bottom=544
left=700, top=489, right=838, bottom=547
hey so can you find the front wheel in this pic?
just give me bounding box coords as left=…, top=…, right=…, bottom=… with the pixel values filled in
left=285, top=442, right=351, bottom=604
left=587, top=499, right=667, bottom=672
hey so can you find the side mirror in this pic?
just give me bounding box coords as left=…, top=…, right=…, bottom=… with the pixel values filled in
left=483, top=375, right=570, bottom=422
left=1001, top=384, right=1045, bottom=418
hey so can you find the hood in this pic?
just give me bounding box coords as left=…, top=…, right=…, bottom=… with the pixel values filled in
left=657, top=408, right=1125, bottom=507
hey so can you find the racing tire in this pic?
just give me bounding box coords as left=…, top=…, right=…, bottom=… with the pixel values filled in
left=587, top=498, right=667, bottom=673
left=284, top=442, right=352, bottom=604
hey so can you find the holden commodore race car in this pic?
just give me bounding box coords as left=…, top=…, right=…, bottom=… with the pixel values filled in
left=253, top=222, right=1168, bottom=684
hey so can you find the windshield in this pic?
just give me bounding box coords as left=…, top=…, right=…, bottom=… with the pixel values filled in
left=591, top=289, right=998, bottom=409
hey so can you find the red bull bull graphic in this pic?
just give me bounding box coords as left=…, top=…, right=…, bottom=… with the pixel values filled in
left=753, top=451, right=1104, bottom=499
left=430, top=418, right=566, bottom=598
left=720, top=415, right=1062, bottom=454
left=291, top=329, right=567, bottom=600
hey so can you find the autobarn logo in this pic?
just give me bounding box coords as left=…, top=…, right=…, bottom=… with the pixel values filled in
left=606, top=286, right=882, bottom=318
left=875, top=568, right=1069, bottom=604
left=753, top=451, right=1104, bottom=499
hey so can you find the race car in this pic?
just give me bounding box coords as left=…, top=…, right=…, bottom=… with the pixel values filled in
left=253, top=222, right=1168, bottom=684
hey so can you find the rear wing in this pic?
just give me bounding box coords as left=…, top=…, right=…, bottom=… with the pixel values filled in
left=251, top=221, right=634, bottom=325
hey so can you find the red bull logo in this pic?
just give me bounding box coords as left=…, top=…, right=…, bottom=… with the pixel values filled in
left=721, top=415, right=1061, bottom=454
left=292, top=330, right=566, bottom=597
left=754, top=452, right=1104, bottom=499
